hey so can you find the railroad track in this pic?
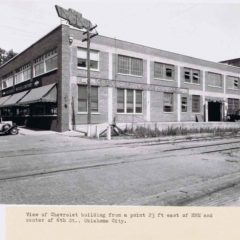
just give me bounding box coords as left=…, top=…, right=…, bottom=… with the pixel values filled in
left=162, top=139, right=240, bottom=152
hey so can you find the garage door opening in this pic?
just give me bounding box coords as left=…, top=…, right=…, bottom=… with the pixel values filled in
left=208, top=102, right=222, bottom=121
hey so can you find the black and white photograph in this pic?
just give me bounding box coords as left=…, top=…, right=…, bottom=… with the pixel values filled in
left=1, top=0, right=240, bottom=210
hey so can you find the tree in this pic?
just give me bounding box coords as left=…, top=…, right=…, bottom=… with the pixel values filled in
left=0, top=48, right=17, bottom=66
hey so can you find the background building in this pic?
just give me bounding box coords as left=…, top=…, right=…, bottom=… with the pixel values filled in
left=0, top=24, right=240, bottom=133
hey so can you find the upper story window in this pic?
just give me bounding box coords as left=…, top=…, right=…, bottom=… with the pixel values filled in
left=208, top=72, right=223, bottom=87
left=227, top=76, right=240, bottom=90
left=77, top=48, right=99, bottom=70
left=154, top=62, right=175, bottom=80
left=34, top=48, right=58, bottom=77
left=118, top=55, right=143, bottom=76
left=15, top=63, right=31, bottom=85
left=45, top=49, right=58, bottom=72
left=1, top=74, right=14, bottom=89
left=184, top=68, right=200, bottom=84
left=163, top=92, right=174, bottom=112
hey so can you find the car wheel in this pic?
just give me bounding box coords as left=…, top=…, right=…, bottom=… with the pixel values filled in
left=9, top=127, right=18, bottom=135
left=2, top=124, right=11, bottom=132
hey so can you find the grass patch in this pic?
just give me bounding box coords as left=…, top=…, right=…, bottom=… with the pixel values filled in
left=123, top=125, right=240, bottom=138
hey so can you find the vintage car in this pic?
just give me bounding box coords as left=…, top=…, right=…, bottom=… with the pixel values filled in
left=0, top=119, right=19, bottom=135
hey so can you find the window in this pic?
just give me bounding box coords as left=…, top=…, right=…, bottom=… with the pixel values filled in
left=23, top=67, right=31, bottom=81
left=192, top=95, right=200, bottom=113
left=181, top=97, right=188, bottom=112
left=163, top=92, right=174, bottom=112
left=127, top=89, right=134, bottom=113
left=77, top=48, right=99, bottom=70
left=154, top=62, right=175, bottom=80
left=2, top=74, right=14, bottom=89
left=34, top=57, right=44, bottom=76
left=117, top=89, right=124, bottom=113
left=34, top=49, right=58, bottom=77
left=78, top=85, right=98, bottom=113
left=184, top=68, right=200, bottom=84
left=118, top=55, right=143, bottom=76
left=208, top=72, right=222, bottom=87
left=228, top=98, right=240, bottom=114
left=15, top=63, right=31, bottom=85
left=135, top=90, right=143, bottom=113
left=117, top=89, right=142, bottom=113
left=45, top=55, right=57, bottom=72
left=227, top=76, right=240, bottom=90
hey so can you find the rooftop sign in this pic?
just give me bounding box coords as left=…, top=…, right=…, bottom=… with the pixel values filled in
left=55, top=5, right=92, bottom=29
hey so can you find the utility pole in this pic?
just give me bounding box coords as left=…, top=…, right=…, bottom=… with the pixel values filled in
left=82, top=25, right=98, bottom=137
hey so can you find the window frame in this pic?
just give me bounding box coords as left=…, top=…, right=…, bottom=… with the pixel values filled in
left=207, top=72, right=223, bottom=88
left=15, top=63, right=31, bottom=85
left=183, top=68, right=200, bottom=84
left=227, top=98, right=240, bottom=114
left=117, top=55, right=143, bottom=77
left=227, top=75, right=240, bottom=90
left=154, top=62, right=175, bottom=80
left=163, top=92, right=174, bottom=113
left=192, top=95, right=201, bottom=113
left=117, top=88, right=143, bottom=114
left=33, top=48, right=58, bottom=77
left=181, top=96, right=188, bottom=112
left=77, top=48, right=100, bottom=71
left=77, top=85, right=99, bottom=114
left=1, top=74, right=14, bottom=90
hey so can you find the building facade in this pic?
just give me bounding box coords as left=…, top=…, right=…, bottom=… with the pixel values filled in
left=0, top=24, right=240, bottom=133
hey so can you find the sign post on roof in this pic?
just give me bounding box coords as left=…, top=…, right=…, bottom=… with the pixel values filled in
left=55, top=5, right=92, bottom=29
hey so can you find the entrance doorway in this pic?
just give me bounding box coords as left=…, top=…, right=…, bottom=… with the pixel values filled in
left=208, top=102, right=222, bottom=121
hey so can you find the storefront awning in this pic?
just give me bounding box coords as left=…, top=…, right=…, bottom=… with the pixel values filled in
left=18, top=84, right=56, bottom=105
left=1, top=90, right=29, bottom=107
left=0, top=95, right=12, bottom=107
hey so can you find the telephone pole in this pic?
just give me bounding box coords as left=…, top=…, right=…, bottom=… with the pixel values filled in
left=82, top=25, right=98, bottom=136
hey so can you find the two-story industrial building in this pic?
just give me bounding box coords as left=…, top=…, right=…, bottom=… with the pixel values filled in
left=0, top=23, right=240, bottom=133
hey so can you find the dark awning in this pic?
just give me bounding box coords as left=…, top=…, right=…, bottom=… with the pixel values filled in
left=0, top=95, right=12, bottom=107
left=18, top=84, right=57, bottom=105
left=1, top=90, right=29, bottom=107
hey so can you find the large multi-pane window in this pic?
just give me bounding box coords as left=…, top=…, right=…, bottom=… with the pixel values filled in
left=228, top=98, right=240, bottom=114
left=34, top=49, right=58, bottom=77
left=118, top=55, right=143, bottom=76
left=15, top=63, right=31, bottom=85
left=192, top=95, right=201, bottom=113
left=78, top=85, right=98, bottom=113
left=208, top=72, right=223, bottom=87
left=163, top=92, right=174, bottom=112
left=77, top=48, right=99, bottom=70
left=181, top=97, right=188, bottom=112
left=184, top=68, right=200, bottom=84
left=227, top=76, right=240, bottom=90
left=154, top=62, right=175, bottom=80
left=1, top=74, right=14, bottom=89
left=117, top=89, right=142, bottom=113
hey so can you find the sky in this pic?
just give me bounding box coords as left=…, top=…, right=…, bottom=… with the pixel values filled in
left=1, top=0, right=240, bottom=62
